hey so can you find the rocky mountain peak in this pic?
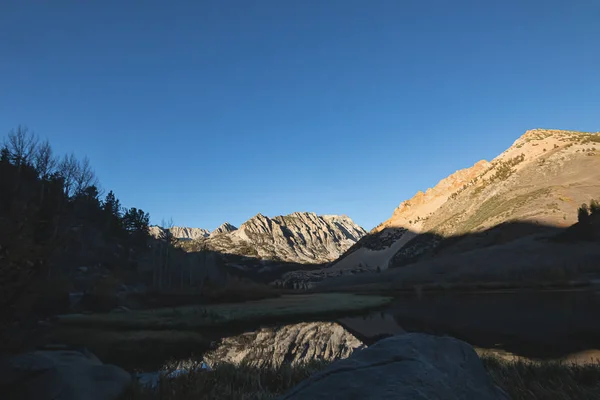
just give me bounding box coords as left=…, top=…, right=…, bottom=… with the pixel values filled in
left=210, top=222, right=237, bottom=237
left=206, top=211, right=367, bottom=264
left=148, top=226, right=210, bottom=241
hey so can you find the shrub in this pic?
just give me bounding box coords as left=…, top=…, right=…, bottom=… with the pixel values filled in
left=578, top=203, right=590, bottom=224
left=590, top=199, right=600, bottom=215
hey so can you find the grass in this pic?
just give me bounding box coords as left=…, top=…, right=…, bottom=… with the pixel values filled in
left=332, top=279, right=593, bottom=298
left=122, top=354, right=600, bottom=400
left=129, top=279, right=282, bottom=311
left=124, top=361, right=330, bottom=400
left=39, top=328, right=212, bottom=371
left=459, top=187, right=552, bottom=233
left=581, top=135, right=600, bottom=144
left=481, top=355, right=600, bottom=400
left=57, top=293, right=393, bottom=331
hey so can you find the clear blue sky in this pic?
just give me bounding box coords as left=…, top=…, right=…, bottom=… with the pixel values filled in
left=1, top=1, right=599, bottom=231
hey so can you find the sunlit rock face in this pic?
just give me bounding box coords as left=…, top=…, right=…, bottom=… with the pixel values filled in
left=203, top=321, right=365, bottom=369
left=151, top=212, right=367, bottom=264
left=148, top=226, right=210, bottom=241
left=210, top=222, right=237, bottom=237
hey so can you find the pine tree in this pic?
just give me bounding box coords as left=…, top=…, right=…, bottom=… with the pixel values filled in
left=0, top=146, right=10, bottom=164
left=123, top=207, right=150, bottom=233
left=103, top=190, right=121, bottom=218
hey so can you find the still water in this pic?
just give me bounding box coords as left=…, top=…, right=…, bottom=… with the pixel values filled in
left=46, top=290, right=600, bottom=372
left=339, top=290, right=600, bottom=362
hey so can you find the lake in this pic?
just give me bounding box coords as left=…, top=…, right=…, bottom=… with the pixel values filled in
left=43, top=290, right=600, bottom=372
left=338, top=290, right=600, bottom=362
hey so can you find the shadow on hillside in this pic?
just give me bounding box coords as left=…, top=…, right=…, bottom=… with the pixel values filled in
left=316, top=218, right=600, bottom=292
left=388, top=220, right=565, bottom=268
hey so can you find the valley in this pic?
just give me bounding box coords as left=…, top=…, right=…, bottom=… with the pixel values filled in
left=3, top=128, right=600, bottom=400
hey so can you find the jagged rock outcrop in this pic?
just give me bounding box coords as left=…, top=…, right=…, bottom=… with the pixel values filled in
left=222, top=212, right=366, bottom=263
left=329, top=129, right=600, bottom=272
left=148, top=226, right=210, bottom=241
left=175, top=212, right=367, bottom=266
left=210, top=222, right=237, bottom=237
left=281, top=333, right=509, bottom=400
left=153, top=213, right=365, bottom=266
left=203, top=322, right=365, bottom=369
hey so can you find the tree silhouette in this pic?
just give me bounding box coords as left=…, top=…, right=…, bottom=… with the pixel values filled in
left=57, top=153, right=79, bottom=197
left=0, top=126, right=162, bottom=350
left=5, top=125, right=38, bottom=168
left=1, top=146, right=11, bottom=164
left=103, top=190, right=122, bottom=218
left=34, top=139, right=57, bottom=179
left=123, top=207, right=150, bottom=233
left=73, top=156, right=97, bottom=195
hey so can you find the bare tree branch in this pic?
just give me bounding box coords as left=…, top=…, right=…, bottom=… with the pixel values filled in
left=74, top=156, right=97, bottom=194
left=34, top=139, right=57, bottom=179
left=58, top=153, right=79, bottom=197
left=159, top=217, right=175, bottom=242
left=5, top=125, right=38, bottom=167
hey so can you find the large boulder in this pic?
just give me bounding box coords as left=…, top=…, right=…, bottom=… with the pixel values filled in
left=0, top=348, right=131, bottom=400
left=204, top=322, right=365, bottom=369
left=280, top=333, right=509, bottom=400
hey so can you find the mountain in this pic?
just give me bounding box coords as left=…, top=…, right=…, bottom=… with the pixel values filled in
left=325, top=128, right=600, bottom=278
left=148, top=226, right=210, bottom=241
left=154, top=212, right=366, bottom=267
left=210, top=222, right=237, bottom=237
left=378, top=129, right=600, bottom=235
left=205, top=212, right=367, bottom=265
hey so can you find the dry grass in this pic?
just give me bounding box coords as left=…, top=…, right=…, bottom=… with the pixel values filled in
left=57, top=293, right=393, bottom=331
left=122, top=355, right=600, bottom=399
left=125, top=361, right=329, bottom=400
left=482, top=356, right=600, bottom=400
left=40, top=328, right=212, bottom=371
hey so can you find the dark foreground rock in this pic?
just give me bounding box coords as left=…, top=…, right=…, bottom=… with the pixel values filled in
left=280, top=333, right=510, bottom=400
left=204, top=321, right=365, bottom=369
left=0, top=347, right=131, bottom=400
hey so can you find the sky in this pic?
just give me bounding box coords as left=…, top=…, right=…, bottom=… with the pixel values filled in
left=1, top=1, right=599, bottom=231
